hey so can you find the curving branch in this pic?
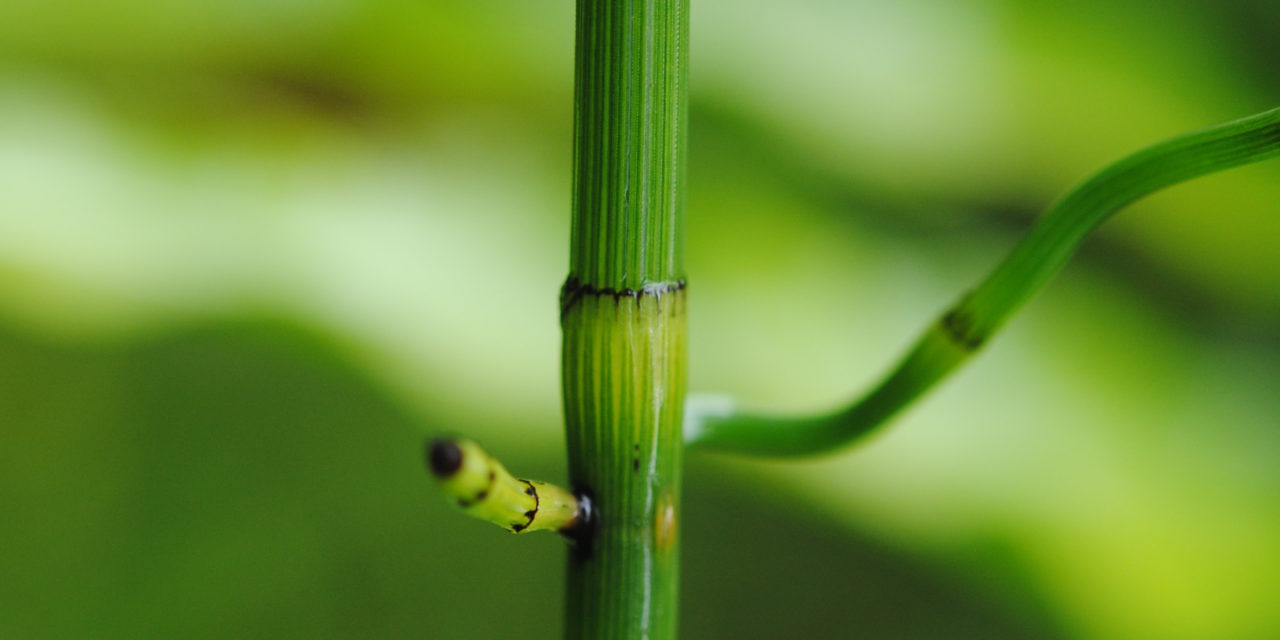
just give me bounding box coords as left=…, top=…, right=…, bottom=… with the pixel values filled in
left=686, top=106, right=1280, bottom=457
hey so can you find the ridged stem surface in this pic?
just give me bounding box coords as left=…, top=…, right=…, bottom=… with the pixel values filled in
left=562, top=291, right=686, bottom=639
left=568, top=0, right=687, bottom=291
left=562, top=0, right=689, bottom=638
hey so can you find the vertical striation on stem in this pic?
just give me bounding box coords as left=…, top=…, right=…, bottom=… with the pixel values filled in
left=569, top=0, right=687, bottom=292
left=562, top=0, right=689, bottom=638
left=562, top=287, right=686, bottom=639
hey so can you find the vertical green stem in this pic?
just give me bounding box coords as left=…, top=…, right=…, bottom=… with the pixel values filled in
left=562, top=0, right=688, bottom=638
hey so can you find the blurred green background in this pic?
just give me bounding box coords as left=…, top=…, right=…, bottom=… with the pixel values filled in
left=2, top=0, right=1278, bottom=638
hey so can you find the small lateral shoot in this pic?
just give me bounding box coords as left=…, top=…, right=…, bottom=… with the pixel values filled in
left=426, top=437, right=585, bottom=535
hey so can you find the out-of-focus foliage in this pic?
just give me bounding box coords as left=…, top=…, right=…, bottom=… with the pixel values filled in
left=1, top=1, right=1277, bottom=638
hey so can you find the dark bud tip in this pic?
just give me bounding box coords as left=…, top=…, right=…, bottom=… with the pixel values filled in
left=427, top=439, right=463, bottom=478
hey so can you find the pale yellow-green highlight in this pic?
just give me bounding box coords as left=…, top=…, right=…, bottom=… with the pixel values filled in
left=430, top=438, right=580, bottom=535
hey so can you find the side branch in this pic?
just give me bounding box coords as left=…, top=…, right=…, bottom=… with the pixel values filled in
left=685, top=106, right=1280, bottom=457
left=426, top=438, right=587, bottom=535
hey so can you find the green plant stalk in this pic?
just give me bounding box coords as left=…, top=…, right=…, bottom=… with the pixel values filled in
left=562, top=0, right=689, bottom=638
left=687, top=106, right=1280, bottom=456
left=562, top=291, right=686, bottom=639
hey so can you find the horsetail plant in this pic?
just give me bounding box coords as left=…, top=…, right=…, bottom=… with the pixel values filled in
left=424, top=1, right=1280, bottom=638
